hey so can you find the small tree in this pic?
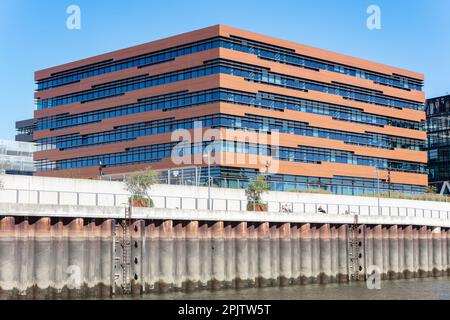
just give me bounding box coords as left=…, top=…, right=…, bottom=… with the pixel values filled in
left=245, top=174, right=270, bottom=211
left=124, top=167, right=159, bottom=207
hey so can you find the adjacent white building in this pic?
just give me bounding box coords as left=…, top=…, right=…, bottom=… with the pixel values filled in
left=0, top=139, right=36, bottom=175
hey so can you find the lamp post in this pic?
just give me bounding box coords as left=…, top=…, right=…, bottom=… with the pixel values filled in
left=98, top=160, right=105, bottom=178
left=375, top=138, right=382, bottom=216
left=203, top=152, right=211, bottom=210
left=375, top=166, right=381, bottom=216
left=387, top=168, right=391, bottom=198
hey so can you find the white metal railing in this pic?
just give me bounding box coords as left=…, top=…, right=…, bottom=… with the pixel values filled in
left=1, top=188, right=450, bottom=220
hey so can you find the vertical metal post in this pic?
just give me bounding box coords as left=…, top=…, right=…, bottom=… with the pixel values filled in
left=207, top=154, right=211, bottom=210
left=140, top=220, right=145, bottom=294
left=375, top=167, right=381, bottom=216
left=196, top=167, right=199, bottom=186
left=111, top=219, right=116, bottom=296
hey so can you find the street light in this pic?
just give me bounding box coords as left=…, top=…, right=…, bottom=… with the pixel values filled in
left=375, top=166, right=381, bottom=216
left=203, top=152, right=211, bottom=210
left=387, top=168, right=391, bottom=198
left=98, top=160, right=105, bottom=178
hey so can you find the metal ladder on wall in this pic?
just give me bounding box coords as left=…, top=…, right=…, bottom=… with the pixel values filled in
left=112, top=206, right=132, bottom=295
left=113, top=222, right=122, bottom=294
left=347, top=215, right=363, bottom=281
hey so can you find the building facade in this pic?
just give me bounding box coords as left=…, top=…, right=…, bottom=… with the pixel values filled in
left=15, top=118, right=36, bottom=142
left=426, top=94, right=450, bottom=194
left=0, top=139, right=36, bottom=175
left=33, top=25, right=427, bottom=195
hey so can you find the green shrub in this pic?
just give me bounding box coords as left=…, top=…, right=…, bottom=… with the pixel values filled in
left=245, top=175, right=269, bottom=211
left=128, top=195, right=154, bottom=208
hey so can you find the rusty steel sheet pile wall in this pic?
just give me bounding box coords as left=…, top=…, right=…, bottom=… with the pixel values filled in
left=0, top=216, right=449, bottom=298
left=0, top=216, right=112, bottom=299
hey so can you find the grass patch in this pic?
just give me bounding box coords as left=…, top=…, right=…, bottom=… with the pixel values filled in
left=361, top=191, right=450, bottom=202
left=289, top=189, right=333, bottom=195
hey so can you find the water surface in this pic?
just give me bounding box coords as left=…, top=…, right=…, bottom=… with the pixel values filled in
left=120, top=277, right=450, bottom=300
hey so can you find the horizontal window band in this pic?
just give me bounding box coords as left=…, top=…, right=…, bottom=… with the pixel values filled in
left=37, top=37, right=423, bottom=92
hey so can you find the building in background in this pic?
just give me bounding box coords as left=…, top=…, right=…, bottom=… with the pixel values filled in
left=0, top=139, right=36, bottom=175
left=15, top=118, right=36, bottom=142
left=426, top=94, right=450, bottom=194
left=32, top=25, right=427, bottom=195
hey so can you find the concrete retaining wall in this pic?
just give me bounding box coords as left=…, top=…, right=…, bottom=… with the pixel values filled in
left=2, top=175, right=450, bottom=216
left=1, top=215, right=449, bottom=299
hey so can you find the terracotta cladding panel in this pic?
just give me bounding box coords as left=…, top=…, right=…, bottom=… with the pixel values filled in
left=34, top=72, right=425, bottom=124
left=36, top=24, right=423, bottom=83
left=34, top=130, right=177, bottom=161
left=219, top=129, right=427, bottom=163
left=218, top=25, right=424, bottom=81
left=34, top=126, right=426, bottom=164
left=35, top=25, right=221, bottom=80
left=33, top=100, right=425, bottom=141
left=35, top=48, right=221, bottom=100
left=34, top=104, right=222, bottom=139
left=34, top=151, right=428, bottom=186
left=218, top=75, right=425, bottom=122
left=35, top=127, right=220, bottom=161
left=34, top=159, right=177, bottom=179
left=217, top=48, right=424, bottom=103
left=34, top=74, right=221, bottom=119
left=217, top=153, right=427, bottom=186
left=38, top=46, right=422, bottom=103
left=218, top=103, right=426, bottom=140
left=35, top=25, right=424, bottom=97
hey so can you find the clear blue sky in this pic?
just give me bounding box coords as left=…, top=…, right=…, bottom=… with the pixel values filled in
left=1, top=0, right=449, bottom=140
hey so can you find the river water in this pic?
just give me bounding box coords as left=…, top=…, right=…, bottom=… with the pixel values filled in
left=122, top=277, right=450, bottom=300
